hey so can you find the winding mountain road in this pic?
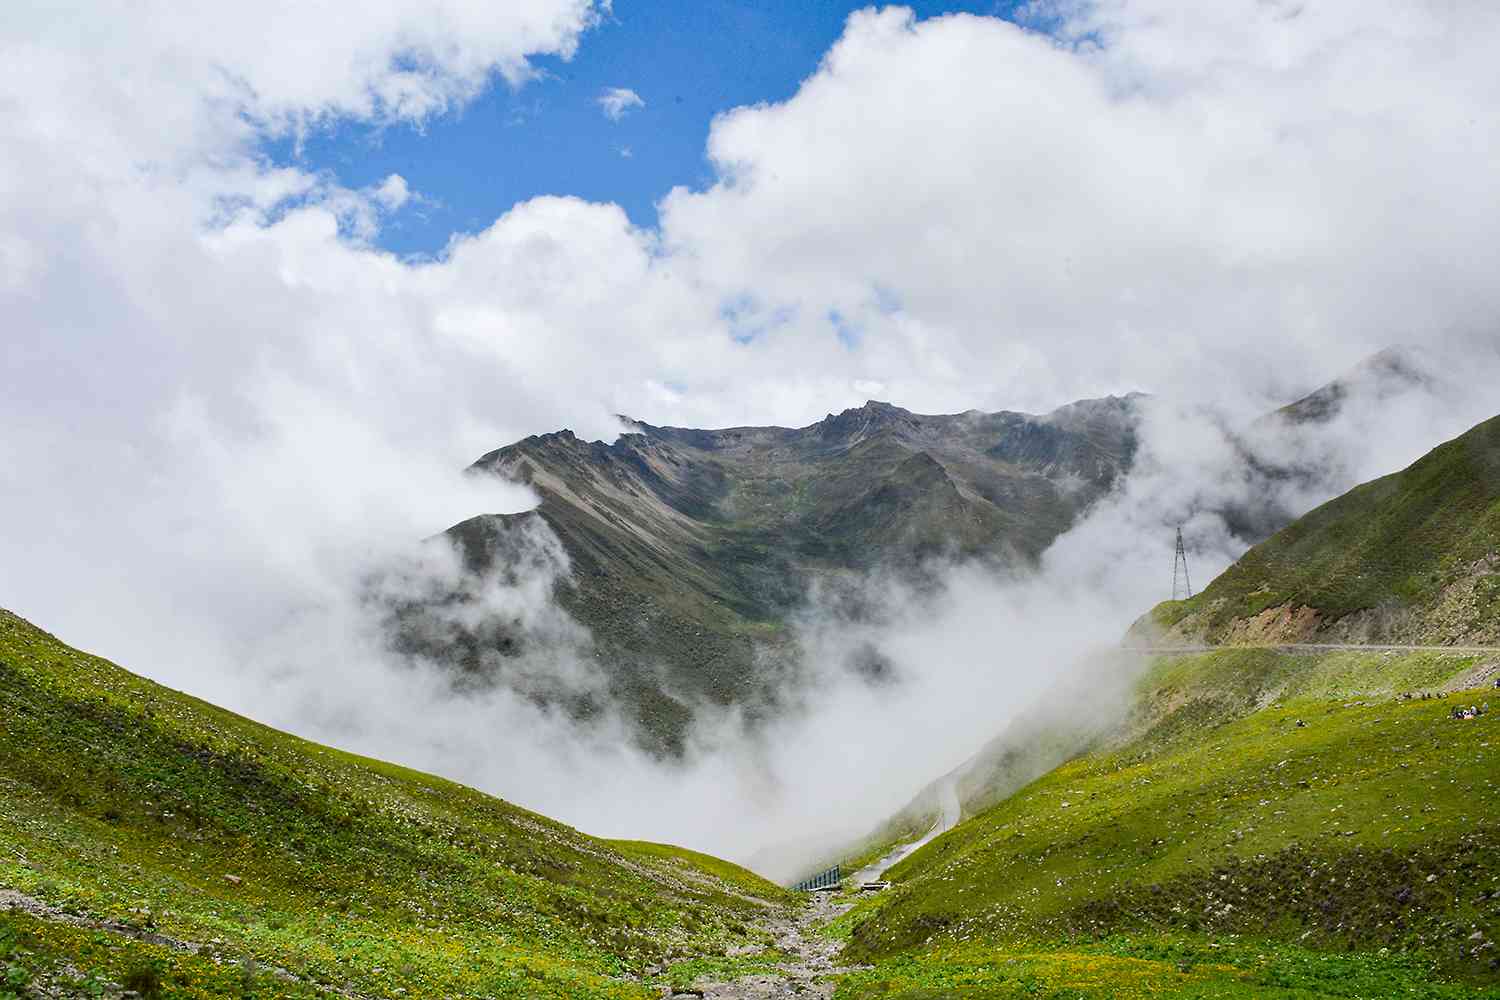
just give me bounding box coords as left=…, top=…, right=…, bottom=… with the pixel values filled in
left=851, top=777, right=961, bottom=885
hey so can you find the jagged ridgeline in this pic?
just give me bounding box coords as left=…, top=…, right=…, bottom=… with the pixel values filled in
left=0, top=609, right=791, bottom=998
left=382, top=397, right=1142, bottom=753
left=373, top=347, right=1444, bottom=756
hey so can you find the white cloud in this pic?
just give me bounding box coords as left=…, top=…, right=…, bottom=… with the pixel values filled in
left=372, top=174, right=411, bottom=211
left=2, top=0, right=1500, bottom=872
left=597, top=85, right=645, bottom=120
left=661, top=3, right=1500, bottom=414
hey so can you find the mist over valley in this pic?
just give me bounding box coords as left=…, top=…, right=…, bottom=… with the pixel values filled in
left=4, top=1, right=1500, bottom=995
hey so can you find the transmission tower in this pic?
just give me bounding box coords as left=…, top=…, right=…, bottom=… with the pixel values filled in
left=1172, top=526, right=1193, bottom=601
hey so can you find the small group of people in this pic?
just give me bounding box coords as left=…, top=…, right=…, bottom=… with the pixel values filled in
left=1450, top=702, right=1490, bottom=721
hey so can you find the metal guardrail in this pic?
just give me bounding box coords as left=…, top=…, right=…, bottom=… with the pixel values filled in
left=791, top=865, right=840, bottom=892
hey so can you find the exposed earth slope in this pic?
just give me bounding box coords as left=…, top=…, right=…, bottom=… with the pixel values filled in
left=0, top=609, right=790, bottom=999
left=1148, top=413, right=1500, bottom=647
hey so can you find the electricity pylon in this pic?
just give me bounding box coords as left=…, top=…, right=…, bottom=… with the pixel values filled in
left=1172, top=526, right=1193, bottom=601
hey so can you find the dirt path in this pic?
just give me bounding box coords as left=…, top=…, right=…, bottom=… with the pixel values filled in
left=666, top=891, right=855, bottom=999
left=851, top=778, right=959, bottom=886
left=665, top=789, right=960, bottom=999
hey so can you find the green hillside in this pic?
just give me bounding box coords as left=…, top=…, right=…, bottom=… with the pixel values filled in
left=1151, top=414, right=1500, bottom=646
left=829, top=647, right=1500, bottom=998
left=0, top=609, right=789, bottom=999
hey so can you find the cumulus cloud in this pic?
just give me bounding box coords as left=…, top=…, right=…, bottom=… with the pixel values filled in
left=661, top=3, right=1500, bottom=414
left=2, top=0, right=1500, bottom=875
left=597, top=85, right=645, bottom=120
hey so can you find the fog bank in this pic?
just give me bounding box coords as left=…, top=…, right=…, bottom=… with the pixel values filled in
left=4, top=1, right=1500, bottom=878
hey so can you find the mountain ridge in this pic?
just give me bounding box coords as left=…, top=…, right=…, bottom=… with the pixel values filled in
left=403, top=394, right=1145, bottom=752
left=1147, top=412, right=1500, bottom=647
left=389, top=347, right=1451, bottom=756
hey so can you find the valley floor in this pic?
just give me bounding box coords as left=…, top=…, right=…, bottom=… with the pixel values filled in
left=662, top=891, right=853, bottom=1000
left=7, top=605, right=1500, bottom=1000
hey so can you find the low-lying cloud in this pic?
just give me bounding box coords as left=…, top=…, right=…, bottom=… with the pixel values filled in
left=3, top=1, right=1500, bottom=879
left=136, top=347, right=1493, bottom=883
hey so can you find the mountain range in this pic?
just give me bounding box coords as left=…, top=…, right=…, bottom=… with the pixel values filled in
left=393, top=394, right=1143, bottom=752
left=3, top=393, right=1496, bottom=997
left=381, top=347, right=1439, bottom=754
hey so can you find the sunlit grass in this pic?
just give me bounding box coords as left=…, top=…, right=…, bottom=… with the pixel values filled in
left=842, top=649, right=1500, bottom=996
left=0, top=609, right=787, bottom=998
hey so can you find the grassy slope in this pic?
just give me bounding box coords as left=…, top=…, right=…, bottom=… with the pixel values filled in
left=831, top=648, right=1500, bottom=998
left=1152, top=414, right=1500, bottom=643
left=0, top=609, right=790, bottom=999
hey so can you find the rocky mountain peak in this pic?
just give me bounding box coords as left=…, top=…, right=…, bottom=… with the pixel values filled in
left=431, top=392, right=1143, bottom=754
left=817, top=400, right=920, bottom=443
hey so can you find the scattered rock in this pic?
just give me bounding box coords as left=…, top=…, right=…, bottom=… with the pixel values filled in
left=663, top=891, right=851, bottom=999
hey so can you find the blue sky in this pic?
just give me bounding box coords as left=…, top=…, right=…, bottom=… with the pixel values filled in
left=265, top=1, right=1020, bottom=257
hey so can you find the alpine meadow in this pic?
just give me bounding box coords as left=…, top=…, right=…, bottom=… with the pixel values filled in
left=4, top=1, right=1500, bottom=998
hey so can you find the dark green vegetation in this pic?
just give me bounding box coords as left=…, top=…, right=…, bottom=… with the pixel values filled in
left=1151, top=414, right=1500, bottom=646
left=0, top=609, right=790, bottom=999
left=424, top=396, right=1142, bottom=752
left=832, top=646, right=1500, bottom=997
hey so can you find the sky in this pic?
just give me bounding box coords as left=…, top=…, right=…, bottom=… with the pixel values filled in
left=3, top=0, right=1500, bottom=870
left=266, top=1, right=1023, bottom=256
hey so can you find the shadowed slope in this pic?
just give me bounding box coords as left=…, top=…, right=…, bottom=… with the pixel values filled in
left=424, top=396, right=1141, bottom=752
